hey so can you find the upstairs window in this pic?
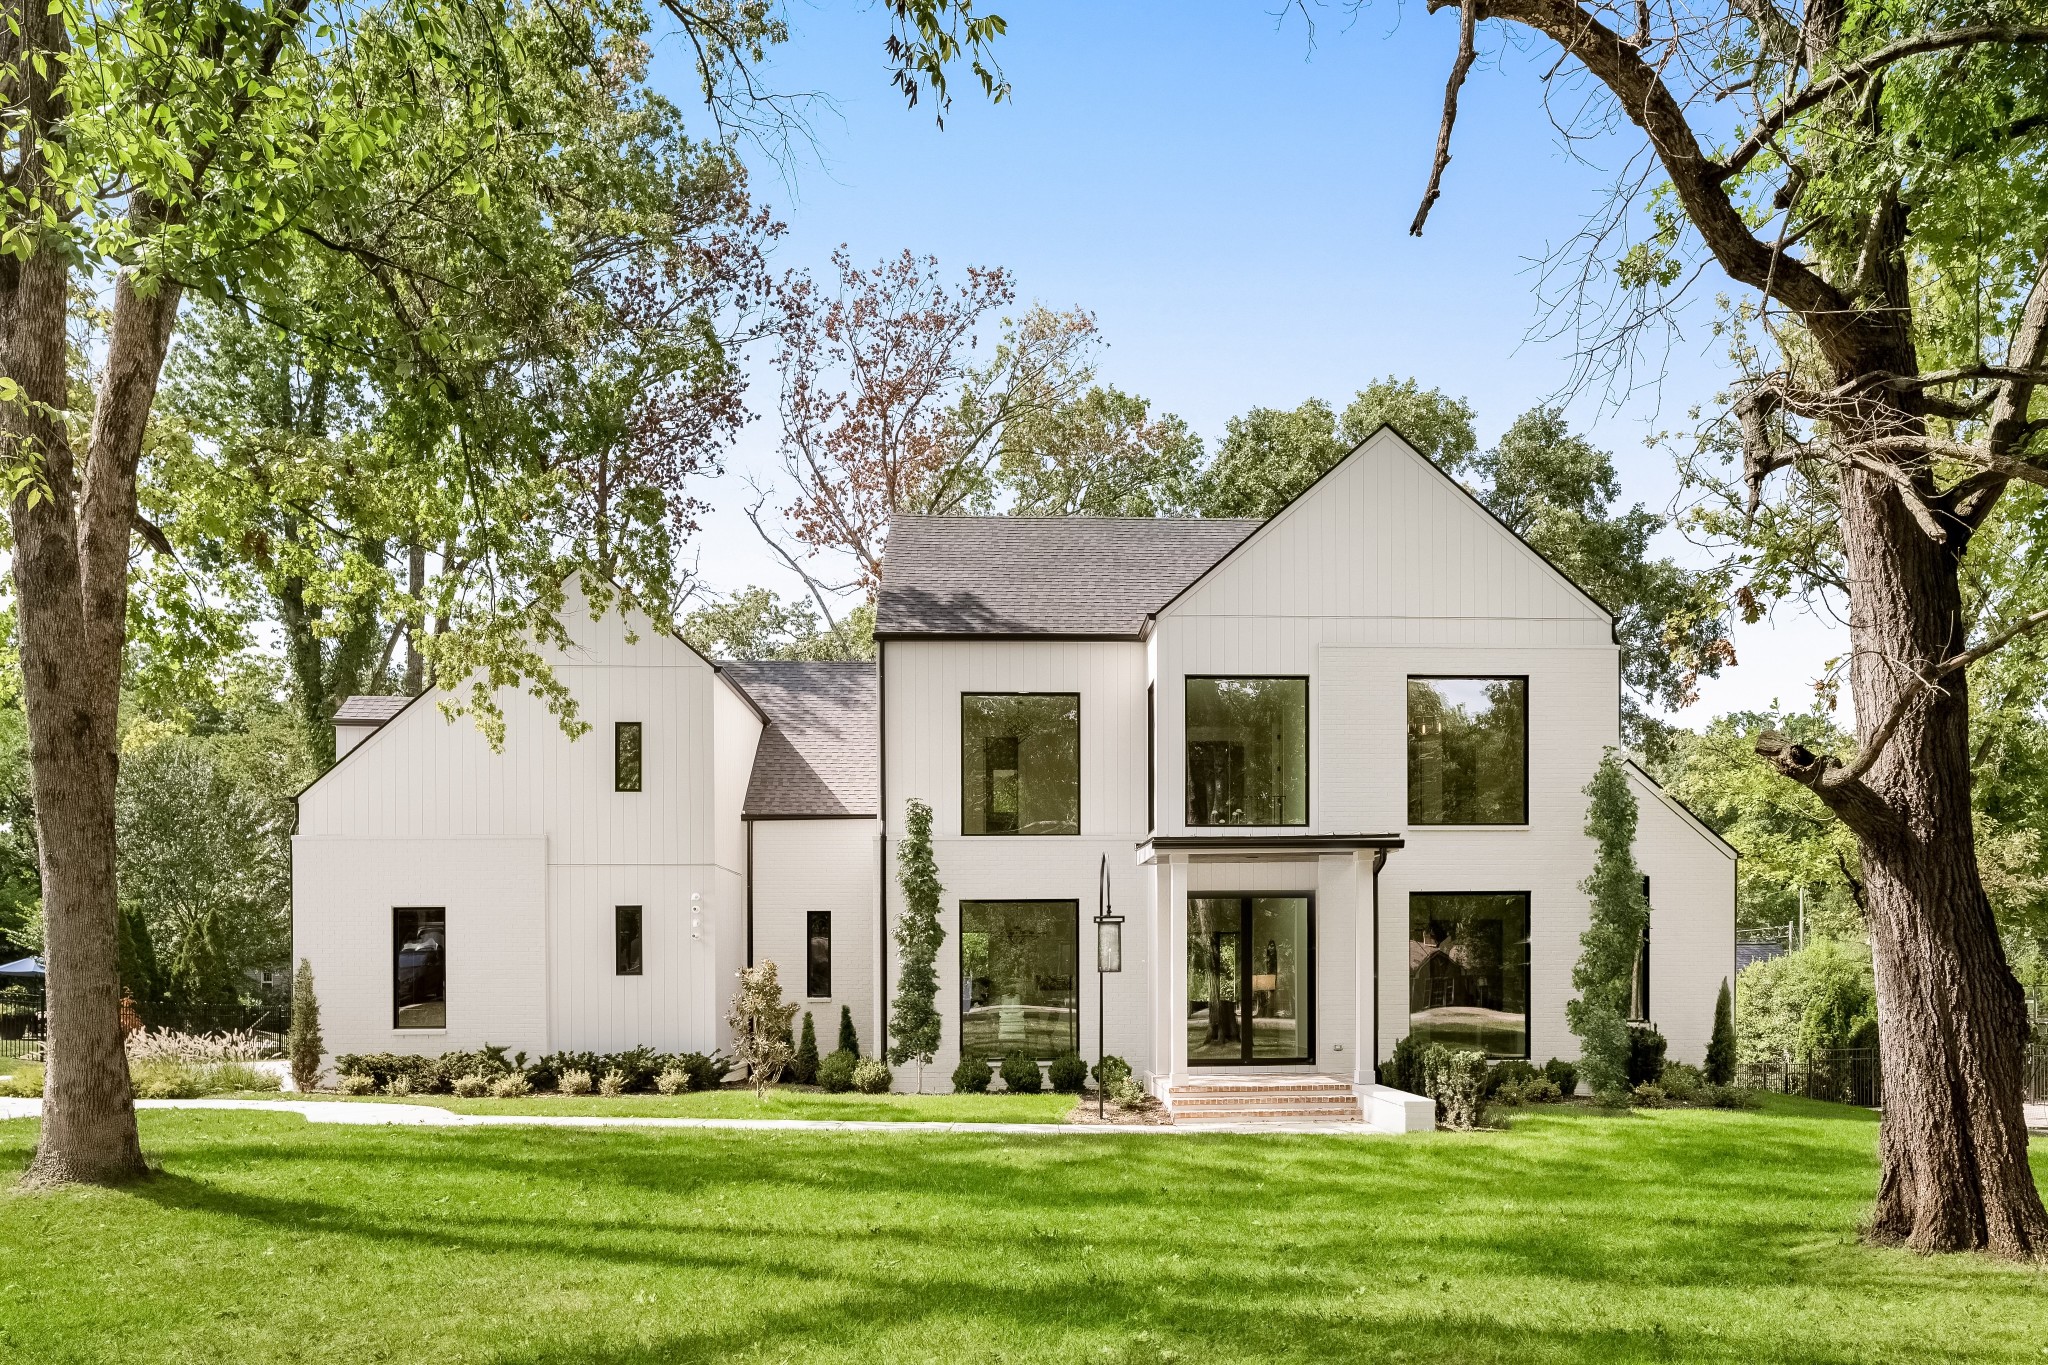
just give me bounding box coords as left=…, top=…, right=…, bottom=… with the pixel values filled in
left=960, top=694, right=1080, bottom=835
left=615, top=722, right=643, bottom=792
left=394, top=907, right=446, bottom=1029
left=615, top=905, right=643, bottom=976
left=1184, top=677, right=1307, bottom=827
left=1407, top=677, right=1527, bottom=825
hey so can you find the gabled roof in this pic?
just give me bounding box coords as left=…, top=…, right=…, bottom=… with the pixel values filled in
left=720, top=660, right=878, bottom=818
left=875, top=516, right=1261, bottom=639
left=333, top=695, right=412, bottom=725
left=1623, top=756, right=1740, bottom=861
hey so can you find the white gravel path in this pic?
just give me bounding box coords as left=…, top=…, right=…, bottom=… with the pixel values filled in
left=0, top=1096, right=1389, bottom=1137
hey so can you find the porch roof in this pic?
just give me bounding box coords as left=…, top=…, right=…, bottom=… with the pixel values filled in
left=1136, top=834, right=1403, bottom=863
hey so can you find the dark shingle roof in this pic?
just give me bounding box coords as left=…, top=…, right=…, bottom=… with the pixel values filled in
left=334, top=695, right=413, bottom=725
left=720, top=661, right=877, bottom=818
left=876, top=516, right=1262, bottom=638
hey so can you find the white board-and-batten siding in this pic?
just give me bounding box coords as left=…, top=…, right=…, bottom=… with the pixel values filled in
left=292, top=581, right=762, bottom=1059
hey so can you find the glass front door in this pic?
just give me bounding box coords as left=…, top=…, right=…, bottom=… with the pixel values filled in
left=1186, top=895, right=1312, bottom=1065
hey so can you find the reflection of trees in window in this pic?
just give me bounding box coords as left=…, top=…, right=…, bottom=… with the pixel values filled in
left=1407, top=678, right=1526, bottom=824
left=960, top=695, right=1079, bottom=835
left=959, top=900, right=1078, bottom=1059
left=807, top=911, right=832, bottom=998
left=1407, top=893, right=1529, bottom=1058
left=614, top=722, right=644, bottom=793
left=1184, top=678, right=1307, bottom=826
left=394, top=907, right=446, bottom=1029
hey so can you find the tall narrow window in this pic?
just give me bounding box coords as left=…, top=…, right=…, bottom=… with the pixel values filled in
left=1630, top=876, right=1651, bottom=1022
left=1408, top=893, right=1530, bottom=1059
left=1183, top=677, right=1308, bottom=827
left=959, top=900, right=1079, bottom=1060
left=615, top=905, right=643, bottom=976
left=807, top=911, right=832, bottom=998
left=960, top=694, right=1080, bottom=835
left=615, top=721, right=643, bottom=792
left=1147, top=683, right=1156, bottom=834
left=1407, top=678, right=1527, bottom=824
left=394, top=907, right=446, bottom=1029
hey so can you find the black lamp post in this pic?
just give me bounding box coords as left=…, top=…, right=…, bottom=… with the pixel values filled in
left=1094, top=853, right=1124, bottom=1119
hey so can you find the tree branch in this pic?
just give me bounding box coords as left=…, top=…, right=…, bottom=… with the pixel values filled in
left=1410, top=0, right=1478, bottom=237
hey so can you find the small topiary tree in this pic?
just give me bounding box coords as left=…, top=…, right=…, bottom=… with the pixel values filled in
left=888, top=799, right=946, bottom=1089
left=999, top=1053, right=1043, bottom=1094
left=951, top=1050, right=991, bottom=1093
left=838, top=1004, right=861, bottom=1058
left=726, top=961, right=800, bottom=1097
left=1567, top=753, right=1649, bottom=1100
left=1625, top=1023, right=1668, bottom=1089
left=1705, top=978, right=1736, bottom=1085
left=288, top=958, right=323, bottom=1093
left=1047, top=1051, right=1089, bottom=1094
left=792, top=1011, right=820, bottom=1085
left=818, top=1049, right=857, bottom=1093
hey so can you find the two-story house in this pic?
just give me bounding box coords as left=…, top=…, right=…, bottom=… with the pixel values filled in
left=293, top=427, right=1736, bottom=1124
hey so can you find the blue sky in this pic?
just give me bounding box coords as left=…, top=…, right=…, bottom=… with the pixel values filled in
left=649, top=1, right=1842, bottom=725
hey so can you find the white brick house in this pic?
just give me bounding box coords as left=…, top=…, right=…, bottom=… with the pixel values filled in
left=293, top=427, right=1736, bottom=1118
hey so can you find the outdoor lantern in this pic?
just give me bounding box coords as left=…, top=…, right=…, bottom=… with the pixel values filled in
left=1096, top=913, right=1125, bottom=974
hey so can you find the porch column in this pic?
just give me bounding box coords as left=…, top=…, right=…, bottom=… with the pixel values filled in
left=1167, top=853, right=1189, bottom=1083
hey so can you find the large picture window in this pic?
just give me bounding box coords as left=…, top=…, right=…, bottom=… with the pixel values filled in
left=960, top=694, right=1080, bottom=835
left=1407, top=677, right=1527, bottom=825
left=394, top=907, right=446, bottom=1029
left=1184, top=677, right=1308, bottom=827
left=1408, top=893, right=1530, bottom=1058
left=959, top=900, right=1079, bottom=1059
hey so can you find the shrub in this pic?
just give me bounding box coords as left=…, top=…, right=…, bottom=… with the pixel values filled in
left=791, top=1012, right=820, bottom=1086
left=1659, top=1062, right=1705, bottom=1103
left=127, top=1027, right=278, bottom=1063
left=386, top=1074, right=415, bottom=1098
left=599, top=1069, right=626, bottom=1097
left=1421, top=1045, right=1488, bottom=1130
left=1092, top=1054, right=1131, bottom=1091
left=439, top=1044, right=518, bottom=1082
left=1705, top=1084, right=1758, bottom=1109
left=817, top=1049, right=857, bottom=1093
left=1735, top=939, right=1877, bottom=1069
left=1625, top=1025, right=1668, bottom=1088
left=0, top=1063, right=43, bottom=1097
left=289, top=958, right=323, bottom=1092
left=1542, top=1058, right=1578, bottom=1097
left=1109, top=1074, right=1151, bottom=1108
left=1517, top=1077, right=1563, bottom=1105
left=728, top=961, right=800, bottom=1096
left=851, top=1057, right=893, bottom=1094
left=1705, top=978, right=1736, bottom=1085
left=451, top=1073, right=490, bottom=1098
left=490, top=1073, right=533, bottom=1099
left=339, top=1072, right=377, bottom=1096
left=1630, top=1081, right=1669, bottom=1108
left=1484, top=1059, right=1540, bottom=1098
left=838, top=1005, right=860, bottom=1058
left=1379, top=1034, right=1428, bottom=1094
left=679, top=1051, right=730, bottom=1092
left=131, top=1061, right=209, bottom=1099
left=1047, top=1051, right=1089, bottom=1094
left=951, top=1051, right=992, bottom=1094
left=999, top=1053, right=1043, bottom=1094
left=335, top=1053, right=452, bottom=1093
left=559, top=1069, right=595, bottom=1096
left=653, top=1068, right=689, bottom=1096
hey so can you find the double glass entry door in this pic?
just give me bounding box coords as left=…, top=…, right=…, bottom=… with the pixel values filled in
left=1187, top=896, right=1313, bottom=1065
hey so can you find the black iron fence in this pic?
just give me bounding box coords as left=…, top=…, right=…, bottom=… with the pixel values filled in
left=0, top=990, right=291, bottom=1061
left=2026, top=1041, right=2047, bottom=1105
left=0, top=987, right=42, bottom=1060
left=1743, top=1047, right=1885, bottom=1108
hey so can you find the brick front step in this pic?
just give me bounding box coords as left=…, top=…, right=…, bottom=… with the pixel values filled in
left=1165, top=1075, right=1366, bottom=1125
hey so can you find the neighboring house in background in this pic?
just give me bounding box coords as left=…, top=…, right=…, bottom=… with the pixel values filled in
left=293, top=427, right=1736, bottom=1122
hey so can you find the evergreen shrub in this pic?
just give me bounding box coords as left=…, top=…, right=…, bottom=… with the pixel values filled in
left=951, top=1051, right=991, bottom=1093
left=999, top=1053, right=1043, bottom=1093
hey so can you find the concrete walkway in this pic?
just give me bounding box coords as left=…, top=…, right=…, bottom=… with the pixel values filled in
left=2027, top=1101, right=2047, bottom=1133
left=0, top=1097, right=1390, bottom=1137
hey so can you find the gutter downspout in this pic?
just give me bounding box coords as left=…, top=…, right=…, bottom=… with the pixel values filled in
left=745, top=818, right=755, bottom=968
left=1370, top=845, right=1387, bottom=1081
left=877, top=640, right=889, bottom=1060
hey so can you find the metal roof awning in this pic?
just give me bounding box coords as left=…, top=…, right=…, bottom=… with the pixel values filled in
left=1136, top=834, right=1404, bottom=864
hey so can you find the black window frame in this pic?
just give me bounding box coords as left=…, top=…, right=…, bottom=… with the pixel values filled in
left=958, top=692, right=1082, bottom=837
left=1406, top=890, right=1533, bottom=1061
left=1182, top=675, right=1311, bottom=829
left=614, top=721, right=644, bottom=793
left=807, top=910, right=832, bottom=999
left=393, top=906, right=447, bottom=1031
left=958, top=898, right=1082, bottom=1061
left=615, top=905, right=643, bottom=977
left=1631, top=876, right=1651, bottom=1022
left=1405, top=675, right=1530, bottom=827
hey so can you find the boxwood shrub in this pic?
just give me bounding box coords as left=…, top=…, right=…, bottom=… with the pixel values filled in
left=999, top=1053, right=1043, bottom=1094
left=1047, top=1051, right=1089, bottom=1094
left=951, top=1051, right=992, bottom=1094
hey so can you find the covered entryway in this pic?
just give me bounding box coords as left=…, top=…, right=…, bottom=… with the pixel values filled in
left=1186, top=894, right=1313, bottom=1065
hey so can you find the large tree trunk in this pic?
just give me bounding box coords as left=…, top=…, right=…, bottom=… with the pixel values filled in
left=1835, top=464, right=2048, bottom=1257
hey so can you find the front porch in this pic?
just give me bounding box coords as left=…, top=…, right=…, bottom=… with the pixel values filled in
left=1163, top=1072, right=1434, bottom=1132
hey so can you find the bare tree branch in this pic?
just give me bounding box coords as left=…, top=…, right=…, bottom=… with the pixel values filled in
left=1410, top=0, right=1478, bottom=237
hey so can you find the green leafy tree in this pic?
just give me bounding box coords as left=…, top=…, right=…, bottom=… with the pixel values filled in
left=995, top=384, right=1205, bottom=516
left=889, top=799, right=945, bottom=1085
left=1568, top=754, right=1650, bottom=1099
left=726, top=961, right=799, bottom=1098
left=682, top=588, right=874, bottom=661
left=288, top=959, right=324, bottom=1094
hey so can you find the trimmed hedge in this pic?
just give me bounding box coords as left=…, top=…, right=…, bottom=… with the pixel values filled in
left=999, top=1054, right=1043, bottom=1094
left=951, top=1051, right=992, bottom=1094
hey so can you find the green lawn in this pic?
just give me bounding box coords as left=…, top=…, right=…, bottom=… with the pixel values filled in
left=0, top=1097, right=2042, bottom=1364
left=296, top=1089, right=1078, bottom=1123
